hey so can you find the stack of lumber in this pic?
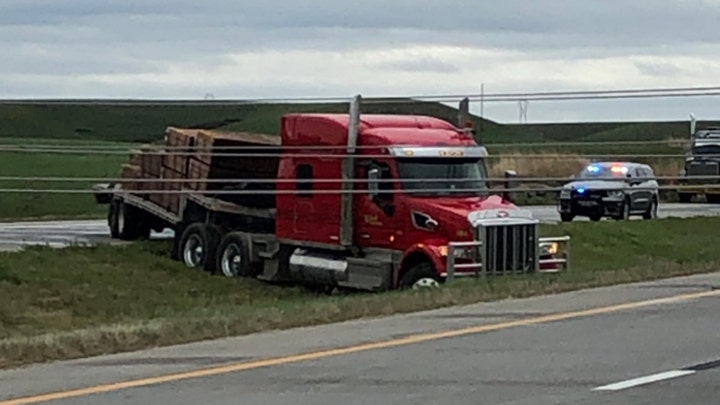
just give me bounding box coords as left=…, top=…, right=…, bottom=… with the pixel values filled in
left=118, top=127, right=280, bottom=215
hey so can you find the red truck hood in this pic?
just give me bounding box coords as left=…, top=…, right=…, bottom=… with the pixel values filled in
left=407, top=194, right=536, bottom=234
left=410, top=194, right=519, bottom=216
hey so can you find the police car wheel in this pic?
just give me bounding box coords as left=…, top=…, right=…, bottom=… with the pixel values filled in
left=643, top=199, right=658, bottom=220
left=621, top=200, right=631, bottom=220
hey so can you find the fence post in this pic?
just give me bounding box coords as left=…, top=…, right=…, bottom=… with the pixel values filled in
left=503, top=170, right=517, bottom=202
left=446, top=245, right=455, bottom=282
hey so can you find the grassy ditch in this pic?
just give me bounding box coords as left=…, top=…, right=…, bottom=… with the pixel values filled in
left=1, top=217, right=720, bottom=368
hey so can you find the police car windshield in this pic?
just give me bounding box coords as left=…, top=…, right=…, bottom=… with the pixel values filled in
left=576, top=164, right=628, bottom=179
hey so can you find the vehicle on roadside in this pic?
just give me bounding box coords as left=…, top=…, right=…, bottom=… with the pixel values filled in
left=677, top=119, right=720, bottom=203
left=558, top=162, right=659, bottom=222
left=93, top=95, right=570, bottom=292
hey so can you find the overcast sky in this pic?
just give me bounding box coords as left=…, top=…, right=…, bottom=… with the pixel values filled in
left=3, top=0, right=720, bottom=123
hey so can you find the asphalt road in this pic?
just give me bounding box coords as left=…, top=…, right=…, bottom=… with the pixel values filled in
left=1, top=202, right=720, bottom=252
left=1, top=272, right=719, bottom=405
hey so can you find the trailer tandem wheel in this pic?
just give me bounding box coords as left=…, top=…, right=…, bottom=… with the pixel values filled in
left=179, top=223, right=218, bottom=272
left=216, top=232, right=258, bottom=278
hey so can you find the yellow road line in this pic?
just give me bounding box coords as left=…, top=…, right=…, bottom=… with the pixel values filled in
left=2, top=288, right=719, bottom=405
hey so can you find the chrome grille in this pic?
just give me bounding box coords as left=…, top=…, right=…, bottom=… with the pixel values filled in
left=688, top=161, right=719, bottom=184
left=478, top=223, right=538, bottom=275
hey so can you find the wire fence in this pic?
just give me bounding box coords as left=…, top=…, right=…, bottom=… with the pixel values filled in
left=0, top=184, right=715, bottom=195
left=0, top=138, right=692, bottom=151
left=0, top=175, right=714, bottom=184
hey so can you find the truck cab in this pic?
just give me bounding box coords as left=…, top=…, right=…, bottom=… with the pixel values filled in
left=273, top=104, right=567, bottom=290
left=678, top=127, right=720, bottom=203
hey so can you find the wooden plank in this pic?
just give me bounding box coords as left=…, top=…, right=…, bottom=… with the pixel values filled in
left=187, top=157, right=210, bottom=191
left=163, top=127, right=199, bottom=175
left=140, top=148, right=164, bottom=178
left=128, top=150, right=142, bottom=166
left=120, top=164, right=141, bottom=191
left=160, top=166, right=185, bottom=215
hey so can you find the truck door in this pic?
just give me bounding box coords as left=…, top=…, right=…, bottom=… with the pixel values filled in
left=292, top=163, right=315, bottom=235
left=355, top=161, right=398, bottom=250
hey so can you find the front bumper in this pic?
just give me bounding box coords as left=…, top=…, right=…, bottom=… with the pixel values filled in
left=443, top=236, right=571, bottom=280
left=558, top=197, right=624, bottom=217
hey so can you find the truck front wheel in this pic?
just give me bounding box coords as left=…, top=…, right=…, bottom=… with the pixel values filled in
left=399, top=262, right=441, bottom=290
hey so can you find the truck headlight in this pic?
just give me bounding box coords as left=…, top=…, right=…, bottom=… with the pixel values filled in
left=439, top=245, right=473, bottom=258
left=560, top=189, right=571, bottom=198
left=540, top=242, right=559, bottom=256
left=606, top=190, right=624, bottom=199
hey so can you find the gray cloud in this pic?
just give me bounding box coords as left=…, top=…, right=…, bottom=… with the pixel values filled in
left=3, top=0, right=720, bottom=122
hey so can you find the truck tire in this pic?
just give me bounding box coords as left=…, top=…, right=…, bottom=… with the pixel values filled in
left=678, top=193, right=693, bottom=203
left=560, top=213, right=574, bottom=222
left=707, top=194, right=720, bottom=204
left=399, top=262, right=441, bottom=290
left=178, top=223, right=217, bottom=272
left=115, top=202, right=147, bottom=241
left=216, top=232, right=258, bottom=277
left=108, top=200, right=120, bottom=239
left=203, top=225, right=222, bottom=273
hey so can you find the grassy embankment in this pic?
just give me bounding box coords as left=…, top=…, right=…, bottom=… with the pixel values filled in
left=1, top=101, right=715, bottom=220
left=2, top=217, right=720, bottom=368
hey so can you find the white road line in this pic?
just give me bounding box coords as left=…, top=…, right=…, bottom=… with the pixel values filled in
left=593, top=370, right=696, bottom=391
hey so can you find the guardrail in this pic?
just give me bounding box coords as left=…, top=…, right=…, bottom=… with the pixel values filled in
left=445, top=235, right=571, bottom=282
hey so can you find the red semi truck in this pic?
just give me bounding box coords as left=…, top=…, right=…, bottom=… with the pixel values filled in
left=94, top=96, right=569, bottom=291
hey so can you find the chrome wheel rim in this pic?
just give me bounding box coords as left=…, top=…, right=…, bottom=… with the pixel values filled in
left=117, top=206, right=125, bottom=233
left=412, top=277, right=440, bottom=290
left=183, top=234, right=203, bottom=267
left=221, top=243, right=242, bottom=277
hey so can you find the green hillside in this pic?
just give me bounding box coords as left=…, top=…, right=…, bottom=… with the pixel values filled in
left=0, top=99, right=717, bottom=145
left=0, top=99, right=504, bottom=144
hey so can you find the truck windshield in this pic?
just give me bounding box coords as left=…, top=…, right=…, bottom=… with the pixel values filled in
left=396, top=157, right=489, bottom=196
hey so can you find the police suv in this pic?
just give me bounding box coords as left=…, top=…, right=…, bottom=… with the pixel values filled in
left=558, top=162, right=659, bottom=222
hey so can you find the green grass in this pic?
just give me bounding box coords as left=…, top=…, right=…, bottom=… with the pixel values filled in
left=1, top=217, right=719, bottom=368
left=0, top=149, right=125, bottom=220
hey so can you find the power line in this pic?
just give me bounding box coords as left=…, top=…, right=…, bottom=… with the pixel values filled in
left=2, top=86, right=720, bottom=105
left=0, top=138, right=690, bottom=152
left=0, top=175, right=710, bottom=183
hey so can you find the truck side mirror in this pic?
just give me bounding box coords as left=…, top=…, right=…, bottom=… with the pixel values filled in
left=368, top=168, right=380, bottom=199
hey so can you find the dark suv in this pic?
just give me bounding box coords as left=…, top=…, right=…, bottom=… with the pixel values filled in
left=558, top=162, right=659, bottom=222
